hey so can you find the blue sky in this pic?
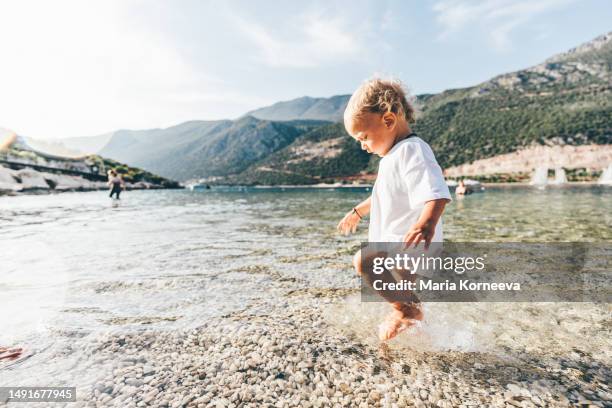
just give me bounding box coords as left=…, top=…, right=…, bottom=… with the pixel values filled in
left=1, top=0, right=610, bottom=139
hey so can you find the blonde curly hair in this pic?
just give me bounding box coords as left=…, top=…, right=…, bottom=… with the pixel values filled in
left=344, top=78, right=416, bottom=127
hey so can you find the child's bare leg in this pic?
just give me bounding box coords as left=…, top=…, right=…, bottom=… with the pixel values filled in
left=354, top=249, right=423, bottom=341
left=378, top=267, right=423, bottom=341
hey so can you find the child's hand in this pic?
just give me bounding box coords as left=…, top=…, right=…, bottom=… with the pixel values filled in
left=403, top=221, right=436, bottom=250
left=337, top=210, right=361, bottom=235
left=403, top=199, right=448, bottom=250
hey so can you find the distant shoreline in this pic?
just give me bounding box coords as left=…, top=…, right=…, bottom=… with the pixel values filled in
left=202, top=181, right=608, bottom=189
left=480, top=181, right=605, bottom=187
left=0, top=185, right=183, bottom=197
left=3, top=181, right=608, bottom=197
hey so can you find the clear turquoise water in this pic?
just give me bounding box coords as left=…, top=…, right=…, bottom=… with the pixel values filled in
left=1, top=185, right=610, bottom=337
left=0, top=185, right=610, bottom=384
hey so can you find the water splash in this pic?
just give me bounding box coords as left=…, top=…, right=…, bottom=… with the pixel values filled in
left=325, top=295, right=611, bottom=362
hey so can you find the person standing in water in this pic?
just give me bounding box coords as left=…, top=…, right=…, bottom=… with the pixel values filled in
left=337, top=78, right=451, bottom=341
left=107, top=169, right=125, bottom=199
left=455, top=179, right=471, bottom=196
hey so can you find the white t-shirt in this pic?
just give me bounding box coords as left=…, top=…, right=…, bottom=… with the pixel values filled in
left=368, top=136, right=451, bottom=242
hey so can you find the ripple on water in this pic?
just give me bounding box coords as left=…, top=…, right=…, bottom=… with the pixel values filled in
left=0, top=187, right=610, bottom=389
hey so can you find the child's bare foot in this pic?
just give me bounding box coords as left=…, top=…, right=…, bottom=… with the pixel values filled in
left=378, top=303, right=423, bottom=341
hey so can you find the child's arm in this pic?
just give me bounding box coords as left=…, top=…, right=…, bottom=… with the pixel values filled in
left=337, top=196, right=371, bottom=235
left=403, top=198, right=449, bottom=250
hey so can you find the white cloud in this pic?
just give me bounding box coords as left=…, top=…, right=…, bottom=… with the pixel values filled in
left=432, top=0, right=576, bottom=51
left=0, top=0, right=254, bottom=139
left=228, top=9, right=363, bottom=68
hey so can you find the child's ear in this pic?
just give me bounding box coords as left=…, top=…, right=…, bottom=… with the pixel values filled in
left=382, top=112, right=395, bottom=129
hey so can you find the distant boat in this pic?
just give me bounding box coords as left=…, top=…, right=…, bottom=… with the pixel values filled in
left=463, top=179, right=482, bottom=188
left=186, top=183, right=211, bottom=191
left=598, top=164, right=612, bottom=185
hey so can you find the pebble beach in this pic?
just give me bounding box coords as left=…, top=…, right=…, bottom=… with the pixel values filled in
left=78, top=298, right=610, bottom=407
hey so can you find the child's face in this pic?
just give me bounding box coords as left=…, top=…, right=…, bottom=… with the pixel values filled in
left=346, top=112, right=397, bottom=157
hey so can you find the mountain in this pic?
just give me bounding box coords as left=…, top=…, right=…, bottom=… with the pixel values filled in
left=245, top=95, right=350, bottom=122
left=221, top=123, right=370, bottom=185
left=99, top=120, right=232, bottom=178
left=413, top=31, right=611, bottom=170
left=13, top=31, right=611, bottom=185
left=223, top=31, right=612, bottom=184
left=98, top=117, right=328, bottom=181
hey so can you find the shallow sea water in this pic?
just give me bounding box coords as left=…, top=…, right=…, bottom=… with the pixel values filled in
left=1, top=185, right=610, bottom=386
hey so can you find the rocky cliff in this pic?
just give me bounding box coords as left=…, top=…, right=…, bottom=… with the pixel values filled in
left=0, top=136, right=181, bottom=195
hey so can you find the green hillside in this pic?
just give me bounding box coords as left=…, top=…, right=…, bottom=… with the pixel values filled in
left=220, top=32, right=612, bottom=184
left=98, top=117, right=329, bottom=181
left=415, top=32, right=612, bottom=168
left=222, top=123, right=369, bottom=185
left=415, top=85, right=610, bottom=168
left=50, top=32, right=612, bottom=185
left=1, top=137, right=181, bottom=189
